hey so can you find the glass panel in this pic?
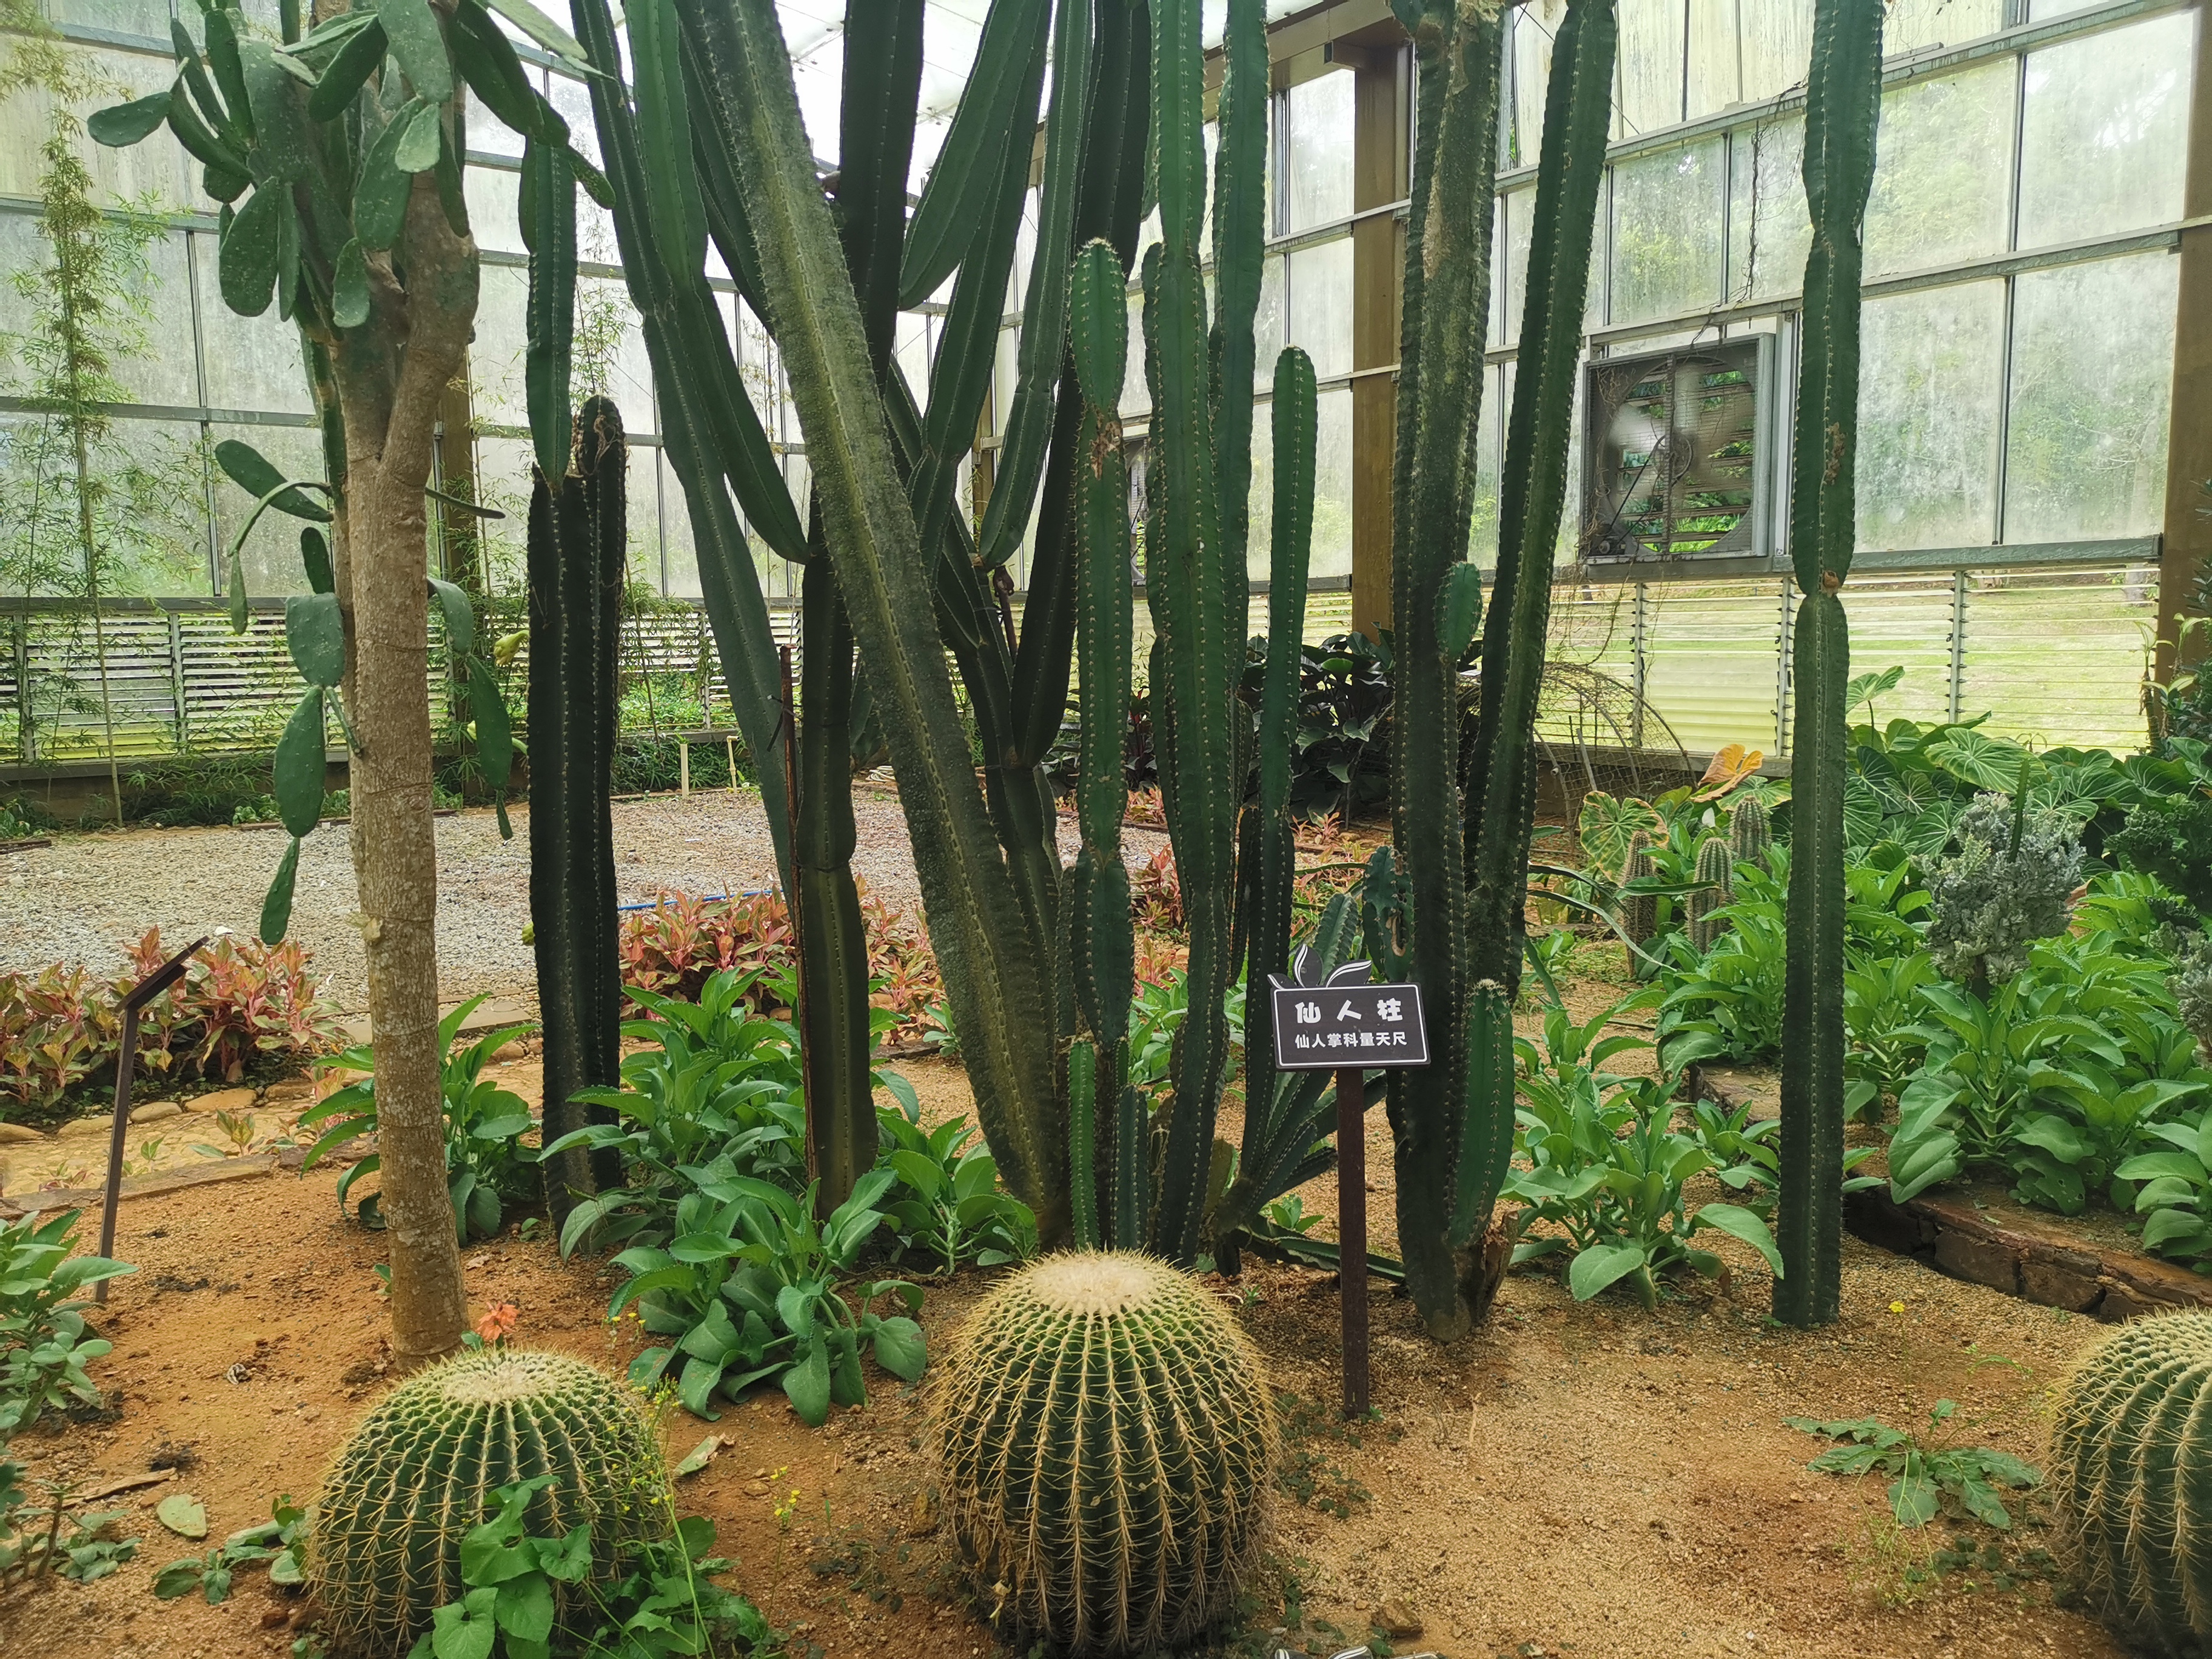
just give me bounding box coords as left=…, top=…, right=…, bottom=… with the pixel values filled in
left=623, top=440, right=664, bottom=595
left=1286, top=236, right=1353, bottom=380
left=471, top=263, right=531, bottom=432
left=2017, top=13, right=2196, bottom=249
left=1007, top=185, right=1040, bottom=318
left=192, top=235, right=312, bottom=415
left=992, top=324, right=1020, bottom=439
left=1855, top=281, right=2003, bottom=552
left=0, top=415, right=209, bottom=597
left=463, top=80, right=532, bottom=161
left=1510, top=0, right=1572, bottom=170
left=1283, top=69, right=1355, bottom=233
left=1615, top=0, right=1686, bottom=138
left=1119, top=291, right=1147, bottom=417
left=1885, top=0, right=2003, bottom=58
left=467, top=434, right=532, bottom=585
left=0, top=216, right=195, bottom=407
left=574, top=276, right=651, bottom=424
left=52, top=0, right=171, bottom=34
left=465, top=166, right=524, bottom=258
left=663, top=451, right=709, bottom=602
left=1738, top=0, right=1814, bottom=104
left=210, top=420, right=324, bottom=597
left=1310, top=386, right=1353, bottom=580
left=1253, top=252, right=1286, bottom=389
left=1243, top=392, right=1272, bottom=581
left=1502, top=185, right=1535, bottom=347
left=2005, top=253, right=2179, bottom=544
left=1469, top=362, right=1506, bottom=568
left=1726, top=115, right=1808, bottom=303
left=546, top=72, right=617, bottom=256
left=1609, top=139, right=1723, bottom=326
left=894, top=312, right=933, bottom=412
left=1863, top=63, right=2013, bottom=280
left=2029, top=0, right=2106, bottom=19
left=1686, top=0, right=1739, bottom=120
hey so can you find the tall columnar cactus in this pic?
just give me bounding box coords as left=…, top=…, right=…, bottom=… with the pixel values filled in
left=1687, top=833, right=1736, bottom=953
left=529, top=398, right=628, bottom=1220
left=306, top=1349, right=670, bottom=1657
left=1622, top=830, right=1660, bottom=945
left=1383, top=0, right=1613, bottom=1336
left=2049, top=1310, right=2212, bottom=1652
left=936, top=1252, right=1278, bottom=1655
left=1730, top=793, right=1773, bottom=870
left=1777, top=0, right=1884, bottom=1329
left=1065, top=238, right=1141, bottom=1248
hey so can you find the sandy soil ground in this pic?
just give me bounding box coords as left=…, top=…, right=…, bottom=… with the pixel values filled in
left=1, top=1042, right=2131, bottom=1659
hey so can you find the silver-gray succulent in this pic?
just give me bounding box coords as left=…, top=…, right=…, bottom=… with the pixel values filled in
left=1919, top=792, right=2083, bottom=989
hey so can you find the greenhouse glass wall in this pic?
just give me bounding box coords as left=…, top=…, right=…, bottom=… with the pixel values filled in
left=0, top=0, right=2200, bottom=769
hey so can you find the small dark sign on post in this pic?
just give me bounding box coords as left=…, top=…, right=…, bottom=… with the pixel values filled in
left=97, top=934, right=206, bottom=1301
left=1269, top=946, right=1427, bottom=1419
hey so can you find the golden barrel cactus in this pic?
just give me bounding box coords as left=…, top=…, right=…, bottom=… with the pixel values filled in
left=305, top=1348, right=670, bottom=1656
left=935, top=1251, right=1277, bottom=1655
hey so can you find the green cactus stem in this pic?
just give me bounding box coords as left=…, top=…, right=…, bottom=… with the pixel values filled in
left=306, top=1349, right=670, bottom=1657
left=530, top=398, right=629, bottom=1220
left=936, top=1252, right=1277, bottom=1655
left=1730, top=791, right=1772, bottom=870
left=1777, top=0, right=1883, bottom=1330
left=1687, top=833, right=1735, bottom=953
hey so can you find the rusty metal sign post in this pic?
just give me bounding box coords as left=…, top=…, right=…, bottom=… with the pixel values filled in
left=96, top=934, right=207, bottom=1301
left=1270, top=945, right=1427, bottom=1419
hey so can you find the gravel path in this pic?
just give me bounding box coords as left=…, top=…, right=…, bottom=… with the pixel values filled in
left=2, top=786, right=1166, bottom=1012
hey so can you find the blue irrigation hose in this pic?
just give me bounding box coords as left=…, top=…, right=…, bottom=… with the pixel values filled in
left=615, top=888, right=777, bottom=913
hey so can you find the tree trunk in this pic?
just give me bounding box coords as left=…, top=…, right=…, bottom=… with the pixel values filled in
left=329, top=181, right=479, bottom=1369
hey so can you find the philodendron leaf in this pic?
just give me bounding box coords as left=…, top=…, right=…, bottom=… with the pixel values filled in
left=215, top=439, right=331, bottom=521
left=261, top=837, right=301, bottom=944
left=274, top=689, right=327, bottom=837
left=285, top=591, right=345, bottom=686
left=156, top=1494, right=208, bottom=1539
left=218, top=184, right=285, bottom=316
left=300, top=527, right=333, bottom=594
left=332, top=237, right=370, bottom=328
left=89, top=89, right=171, bottom=146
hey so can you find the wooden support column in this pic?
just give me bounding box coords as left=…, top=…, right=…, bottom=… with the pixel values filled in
left=2156, top=2, right=2212, bottom=686
left=1349, top=36, right=1408, bottom=643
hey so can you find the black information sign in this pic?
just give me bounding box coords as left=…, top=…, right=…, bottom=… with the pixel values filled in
left=1269, top=946, right=1427, bottom=1070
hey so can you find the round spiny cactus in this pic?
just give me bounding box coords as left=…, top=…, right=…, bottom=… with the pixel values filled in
left=306, top=1349, right=671, bottom=1657
left=1686, top=833, right=1735, bottom=953
left=936, top=1252, right=1277, bottom=1656
left=2050, top=1310, right=2212, bottom=1654
left=1729, top=793, right=1771, bottom=870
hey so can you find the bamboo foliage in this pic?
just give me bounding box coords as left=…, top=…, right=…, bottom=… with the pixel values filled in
left=1777, top=0, right=1885, bottom=1329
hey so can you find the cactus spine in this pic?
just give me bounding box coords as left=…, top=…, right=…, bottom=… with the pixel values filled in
left=1687, top=833, right=1736, bottom=953
left=529, top=400, right=629, bottom=1220
left=306, top=1350, right=670, bottom=1657
left=2049, top=1310, right=2212, bottom=1652
left=1730, top=792, right=1772, bottom=870
left=936, top=1253, right=1278, bottom=1655
left=1777, top=0, right=1883, bottom=1330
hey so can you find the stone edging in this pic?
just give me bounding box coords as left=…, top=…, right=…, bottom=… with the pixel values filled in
left=1845, top=1186, right=2212, bottom=1321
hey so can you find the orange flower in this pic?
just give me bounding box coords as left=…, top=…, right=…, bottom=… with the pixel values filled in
left=475, top=1302, right=519, bottom=1343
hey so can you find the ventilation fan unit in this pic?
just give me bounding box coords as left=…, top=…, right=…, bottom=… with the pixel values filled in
left=1581, top=338, right=1772, bottom=568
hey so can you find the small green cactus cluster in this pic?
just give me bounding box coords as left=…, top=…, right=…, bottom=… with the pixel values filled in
left=936, top=1252, right=1278, bottom=1656
left=1729, top=793, right=1772, bottom=870
left=1686, top=833, right=1736, bottom=953
left=2050, top=1311, right=2212, bottom=1654
left=306, top=1349, right=671, bottom=1657
left=1622, top=831, right=1659, bottom=945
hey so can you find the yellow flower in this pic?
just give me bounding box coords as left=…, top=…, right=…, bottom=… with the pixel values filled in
left=1889, top=1300, right=1906, bottom=1313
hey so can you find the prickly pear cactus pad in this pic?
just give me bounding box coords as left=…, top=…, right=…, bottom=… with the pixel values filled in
left=935, top=1252, right=1278, bottom=1655
left=306, top=1348, right=671, bottom=1656
left=2049, top=1312, right=2212, bottom=1653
